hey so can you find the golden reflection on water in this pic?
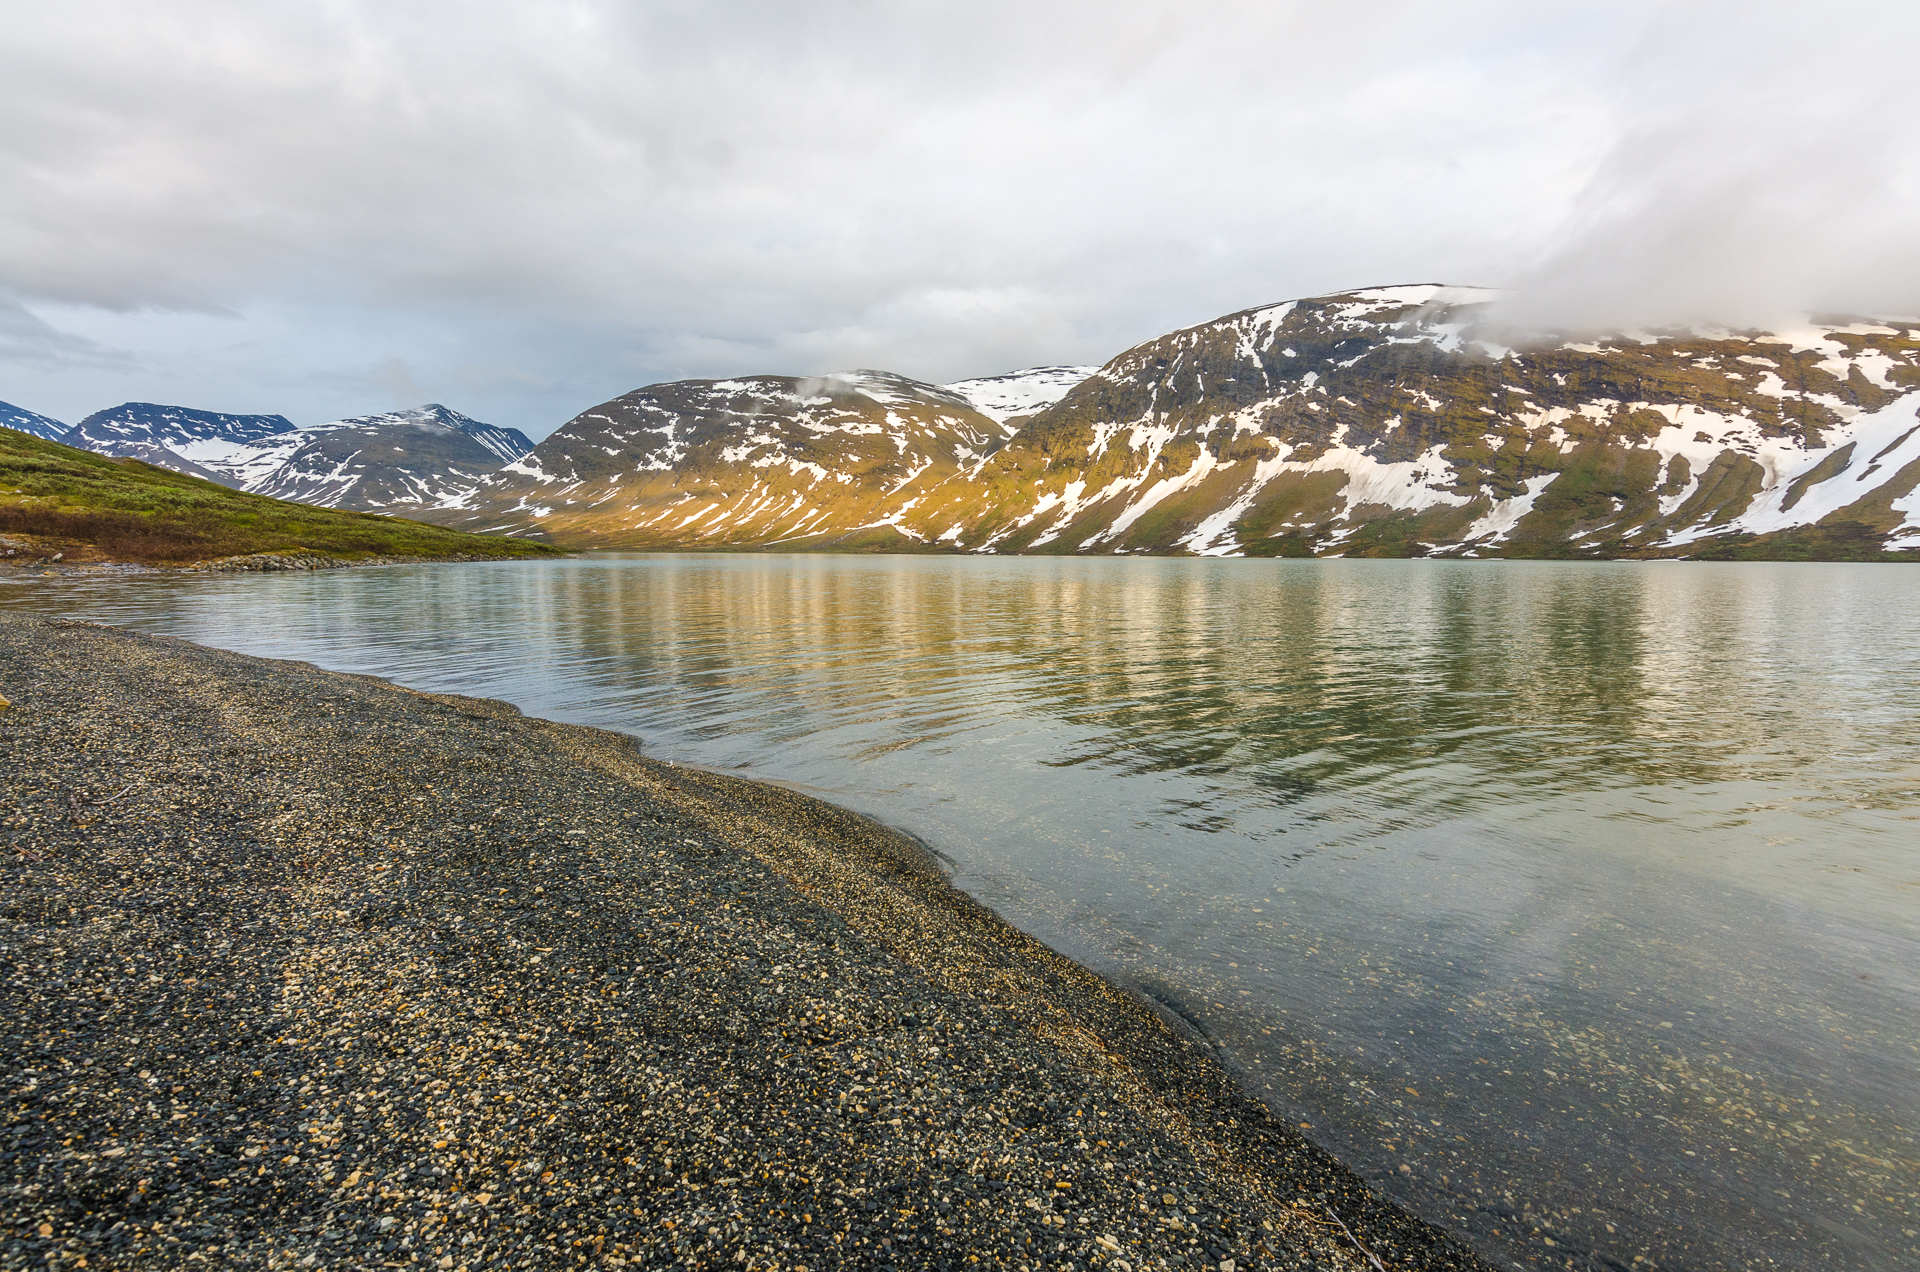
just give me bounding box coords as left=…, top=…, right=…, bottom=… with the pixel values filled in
left=8, top=555, right=1918, bottom=1272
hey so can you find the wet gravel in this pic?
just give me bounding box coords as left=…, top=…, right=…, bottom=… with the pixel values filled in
left=0, top=613, right=1492, bottom=1271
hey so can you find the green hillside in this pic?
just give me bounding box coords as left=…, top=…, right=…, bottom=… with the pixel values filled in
left=0, top=428, right=559, bottom=566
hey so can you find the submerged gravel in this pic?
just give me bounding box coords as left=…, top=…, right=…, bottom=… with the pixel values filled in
left=0, top=613, right=1492, bottom=1271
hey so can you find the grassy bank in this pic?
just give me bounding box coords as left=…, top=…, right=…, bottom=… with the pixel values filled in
left=0, top=429, right=559, bottom=566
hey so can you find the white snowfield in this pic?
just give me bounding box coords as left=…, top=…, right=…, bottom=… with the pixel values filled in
left=172, top=428, right=338, bottom=489
left=943, top=366, right=1099, bottom=426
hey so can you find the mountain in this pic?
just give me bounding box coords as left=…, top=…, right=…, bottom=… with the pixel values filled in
left=52, top=401, right=535, bottom=513
left=40, top=292, right=1920, bottom=558
left=61, top=403, right=297, bottom=483
left=240, top=405, right=534, bottom=512
left=444, top=371, right=1011, bottom=547
left=440, top=285, right=1920, bottom=559
left=59, top=403, right=301, bottom=487
left=958, top=285, right=1920, bottom=558
left=1, top=401, right=68, bottom=441
left=315, top=404, right=534, bottom=465
left=249, top=415, right=511, bottom=511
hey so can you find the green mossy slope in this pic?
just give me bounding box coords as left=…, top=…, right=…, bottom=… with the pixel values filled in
left=0, top=428, right=559, bottom=565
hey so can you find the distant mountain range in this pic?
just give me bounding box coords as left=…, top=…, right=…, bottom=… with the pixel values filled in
left=11, top=285, right=1920, bottom=557
left=0, top=402, right=535, bottom=514
left=430, top=287, right=1920, bottom=558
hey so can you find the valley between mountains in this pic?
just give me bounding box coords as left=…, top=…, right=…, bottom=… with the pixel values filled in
left=14, top=284, right=1920, bottom=559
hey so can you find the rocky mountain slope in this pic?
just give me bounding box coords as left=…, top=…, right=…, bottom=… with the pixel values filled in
left=442, top=286, right=1920, bottom=558
left=249, top=412, right=513, bottom=511
left=1, top=401, right=68, bottom=441
left=946, top=285, right=1920, bottom=559
left=62, top=403, right=296, bottom=481
left=444, top=371, right=1028, bottom=548
left=50, top=402, right=533, bottom=514
left=328, top=404, right=534, bottom=465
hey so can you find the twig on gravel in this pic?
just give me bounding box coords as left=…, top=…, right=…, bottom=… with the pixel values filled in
left=1327, top=1205, right=1389, bottom=1272
left=66, top=782, right=136, bottom=825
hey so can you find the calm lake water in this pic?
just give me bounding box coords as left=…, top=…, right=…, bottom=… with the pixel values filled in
left=7, top=555, right=1917, bottom=1272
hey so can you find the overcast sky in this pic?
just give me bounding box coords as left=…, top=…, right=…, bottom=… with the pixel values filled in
left=4, top=1, right=1917, bottom=438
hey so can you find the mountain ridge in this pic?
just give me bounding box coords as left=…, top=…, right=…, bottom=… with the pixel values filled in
left=451, top=370, right=1009, bottom=544
left=39, top=401, right=535, bottom=514
left=18, top=286, right=1920, bottom=558
left=432, top=284, right=1920, bottom=558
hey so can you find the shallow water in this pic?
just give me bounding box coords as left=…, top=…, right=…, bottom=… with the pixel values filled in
left=7, top=555, right=1917, bottom=1272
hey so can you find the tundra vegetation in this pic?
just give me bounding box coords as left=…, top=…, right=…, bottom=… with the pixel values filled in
left=0, top=428, right=559, bottom=566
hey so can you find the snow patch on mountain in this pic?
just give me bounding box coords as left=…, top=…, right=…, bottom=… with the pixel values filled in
left=173, top=428, right=339, bottom=488
left=1461, top=475, right=1560, bottom=547
left=944, top=366, right=1099, bottom=426
left=1662, top=390, right=1920, bottom=546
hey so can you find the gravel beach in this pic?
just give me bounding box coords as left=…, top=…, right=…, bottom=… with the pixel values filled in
left=1, top=613, right=1493, bottom=1272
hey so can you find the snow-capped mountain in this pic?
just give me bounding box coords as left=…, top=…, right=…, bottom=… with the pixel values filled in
left=49, top=400, right=536, bottom=513
left=1, top=401, right=67, bottom=440
left=943, top=366, right=1098, bottom=427
left=249, top=416, right=510, bottom=510
left=64, top=401, right=295, bottom=449
left=955, top=285, right=1920, bottom=558
left=60, top=403, right=297, bottom=484
left=443, top=370, right=1004, bottom=545
left=36, top=292, right=1920, bottom=557
left=313, top=405, right=534, bottom=465
left=441, top=288, right=1920, bottom=558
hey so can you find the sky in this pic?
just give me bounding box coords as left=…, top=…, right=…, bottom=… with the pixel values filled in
left=4, top=1, right=1917, bottom=439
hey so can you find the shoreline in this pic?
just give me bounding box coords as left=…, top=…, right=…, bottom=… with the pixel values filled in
left=0, top=613, right=1491, bottom=1271
left=0, top=549, right=563, bottom=578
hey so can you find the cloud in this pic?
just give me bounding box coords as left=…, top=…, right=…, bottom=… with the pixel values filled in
left=373, top=357, right=424, bottom=408
left=0, top=293, right=131, bottom=373
left=1493, top=1, right=1920, bottom=331
left=3, top=1, right=1914, bottom=432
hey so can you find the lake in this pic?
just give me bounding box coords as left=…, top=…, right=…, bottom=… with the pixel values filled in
left=6, top=554, right=1916, bottom=1272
